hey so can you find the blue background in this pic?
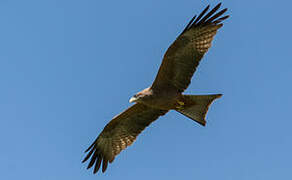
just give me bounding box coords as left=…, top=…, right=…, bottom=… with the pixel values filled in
left=1, top=0, right=291, bottom=179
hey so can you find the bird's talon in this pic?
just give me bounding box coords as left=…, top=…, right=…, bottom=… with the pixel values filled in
left=176, top=101, right=185, bottom=110
left=178, top=101, right=185, bottom=106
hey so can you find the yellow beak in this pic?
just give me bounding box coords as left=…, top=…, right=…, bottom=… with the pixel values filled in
left=129, top=96, right=137, bottom=103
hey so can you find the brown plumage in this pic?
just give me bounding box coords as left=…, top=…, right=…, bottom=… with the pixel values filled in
left=83, top=3, right=229, bottom=173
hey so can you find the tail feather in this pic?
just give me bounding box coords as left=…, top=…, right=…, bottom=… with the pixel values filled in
left=176, top=94, right=222, bottom=126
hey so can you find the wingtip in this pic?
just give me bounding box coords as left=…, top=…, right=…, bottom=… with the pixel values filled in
left=93, top=168, right=99, bottom=174
left=205, top=4, right=210, bottom=11
left=93, top=165, right=99, bottom=174
left=84, top=143, right=94, bottom=153
left=221, top=8, right=228, bottom=14
left=87, top=162, right=93, bottom=169
left=102, top=166, right=107, bottom=173
left=203, top=4, right=210, bottom=14
left=102, top=160, right=108, bottom=173
left=215, top=2, right=222, bottom=8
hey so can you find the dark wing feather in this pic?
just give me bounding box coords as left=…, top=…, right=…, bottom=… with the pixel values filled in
left=151, top=3, right=229, bottom=93
left=82, top=103, right=168, bottom=173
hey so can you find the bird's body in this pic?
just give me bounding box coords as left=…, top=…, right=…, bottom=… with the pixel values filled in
left=82, top=3, right=229, bottom=174
left=131, top=87, right=182, bottom=110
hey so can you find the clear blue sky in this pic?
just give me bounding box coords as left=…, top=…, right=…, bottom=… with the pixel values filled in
left=1, top=0, right=291, bottom=179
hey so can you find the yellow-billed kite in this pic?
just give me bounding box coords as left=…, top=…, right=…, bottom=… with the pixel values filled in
left=82, top=3, right=229, bottom=173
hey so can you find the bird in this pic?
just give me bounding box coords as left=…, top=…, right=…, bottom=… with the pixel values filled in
left=82, top=3, right=229, bottom=174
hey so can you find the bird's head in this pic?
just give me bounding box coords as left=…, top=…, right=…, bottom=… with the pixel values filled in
left=129, top=87, right=152, bottom=103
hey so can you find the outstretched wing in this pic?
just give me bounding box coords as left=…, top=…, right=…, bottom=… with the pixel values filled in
left=151, top=3, right=229, bottom=93
left=82, top=103, right=168, bottom=173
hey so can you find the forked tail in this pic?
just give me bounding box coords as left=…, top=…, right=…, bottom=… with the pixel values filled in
left=176, top=94, right=222, bottom=126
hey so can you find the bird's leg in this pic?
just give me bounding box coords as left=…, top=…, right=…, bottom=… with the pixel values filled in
left=176, top=100, right=185, bottom=110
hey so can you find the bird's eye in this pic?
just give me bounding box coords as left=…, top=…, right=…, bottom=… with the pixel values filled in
left=133, top=94, right=138, bottom=98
